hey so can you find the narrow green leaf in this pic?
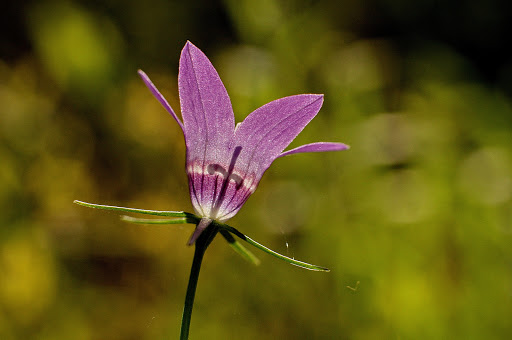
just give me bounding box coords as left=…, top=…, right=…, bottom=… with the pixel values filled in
left=74, top=200, right=199, bottom=221
left=218, top=223, right=330, bottom=272
left=121, top=215, right=192, bottom=225
left=219, top=229, right=260, bottom=266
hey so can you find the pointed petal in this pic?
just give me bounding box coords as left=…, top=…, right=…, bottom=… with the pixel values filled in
left=137, top=70, right=184, bottom=133
left=278, top=142, right=350, bottom=158
left=211, top=95, right=324, bottom=220
left=179, top=42, right=235, bottom=217
left=233, top=94, right=324, bottom=177
left=179, top=41, right=235, bottom=161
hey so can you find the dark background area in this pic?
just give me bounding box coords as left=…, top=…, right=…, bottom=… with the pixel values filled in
left=2, top=0, right=511, bottom=90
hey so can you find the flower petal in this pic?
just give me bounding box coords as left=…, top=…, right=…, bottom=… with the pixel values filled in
left=278, top=142, right=350, bottom=158
left=138, top=69, right=184, bottom=133
left=211, top=94, right=324, bottom=220
left=179, top=41, right=235, bottom=161
left=179, top=41, right=235, bottom=217
left=233, top=94, right=324, bottom=179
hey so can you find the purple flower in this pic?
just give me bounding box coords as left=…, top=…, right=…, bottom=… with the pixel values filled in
left=138, top=41, right=348, bottom=244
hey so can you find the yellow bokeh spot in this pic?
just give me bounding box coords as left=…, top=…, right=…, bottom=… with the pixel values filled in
left=0, top=229, right=56, bottom=325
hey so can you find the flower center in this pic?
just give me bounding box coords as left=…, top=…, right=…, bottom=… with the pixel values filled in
left=187, top=147, right=257, bottom=221
left=206, top=164, right=243, bottom=188
left=209, top=146, right=242, bottom=218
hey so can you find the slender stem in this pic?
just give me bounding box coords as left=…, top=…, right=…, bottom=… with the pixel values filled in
left=180, top=223, right=218, bottom=340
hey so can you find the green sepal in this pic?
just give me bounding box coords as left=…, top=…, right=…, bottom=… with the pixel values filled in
left=121, top=215, right=192, bottom=225
left=74, top=200, right=199, bottom=221
left=216, top=222, right=330, bottom=272
left=74, top=200, right=328, bottom=272
left=219, top=229, right=260, bottom=266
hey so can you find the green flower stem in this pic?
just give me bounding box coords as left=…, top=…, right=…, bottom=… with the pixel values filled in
left=218, top=223, right=330, bottom=272
left=180, top=223, right=218, bottom=340
left=74, top=199, right=329, bottom=339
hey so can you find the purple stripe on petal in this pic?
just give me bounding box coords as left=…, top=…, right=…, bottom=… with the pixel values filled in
left=278, top=142, right=350, bottom=158
left=138, top=70, right=185, bottom=133
left=186, top=159, right=256, bottom=221
left=187, top=163, right=205, bottom=216
left=215, top=175, right=257, bottom=221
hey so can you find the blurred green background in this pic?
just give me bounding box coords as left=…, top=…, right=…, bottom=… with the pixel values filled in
left=1, top=0, right=511, bottom=339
